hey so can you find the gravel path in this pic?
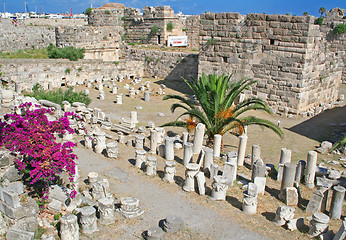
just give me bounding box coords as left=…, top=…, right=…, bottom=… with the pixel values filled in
left=75, top=147, right=268, bottom=240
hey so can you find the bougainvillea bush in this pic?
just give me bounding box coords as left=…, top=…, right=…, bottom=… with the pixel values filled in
left=0, top=102, right=77, bottom=201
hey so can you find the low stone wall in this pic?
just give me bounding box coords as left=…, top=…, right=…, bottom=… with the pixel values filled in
left=124, top=47, right=198, bottom=80
left=0, top=19, right=55, bottom=52
left=0, top=59, right=143, bottom=91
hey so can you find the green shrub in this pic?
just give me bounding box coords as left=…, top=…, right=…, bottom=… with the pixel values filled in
left=166, top=22, right=174, bottom=32
left=65, top=68, right=71, bottom=74
left=105, top=10, right=111, bottom=14
left=333, top=24, right=346, bottom=35
left=84, top=7, right=92, bottom=16
left=315, top=17, right=323, bottom=25
left=47, top=43, right=85, bottom=61
left=121, top=16, right=126, bottom=21
left=207, top=36, right=216, bottom=46
left=26, top=85, right=92, bottom=107
left=150, top=25, right=159, bottom=35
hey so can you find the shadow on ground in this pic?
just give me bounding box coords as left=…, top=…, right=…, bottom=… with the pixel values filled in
left=287, top=105, right=346, bottom=143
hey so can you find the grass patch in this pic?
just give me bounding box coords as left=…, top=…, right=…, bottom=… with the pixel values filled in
left=47, top=43, right=85, bottom=61
left=25, top=84, right=91, bottom=107
left=333, top=23, right=346, bottom=35
left=0, top=48, right=48, bottom=59
left=34, top=226, right=47, bottom=239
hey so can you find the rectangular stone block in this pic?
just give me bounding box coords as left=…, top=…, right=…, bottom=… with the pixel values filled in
left=285, top=187, right=298, bottom=206
left=6, top=227, right=34, bottom=240
left=3, top=190, right=21, bottom=208
left=306, top=190, right=324, bottom=214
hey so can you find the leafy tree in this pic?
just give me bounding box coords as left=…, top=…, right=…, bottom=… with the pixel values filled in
left=150, top=25, right=159, bottom=35
left=167, top=22, right=174, bottom=32
left=161, top=73, right=283, bottom=146
left=84, top=7, right=92, bottom=16
left=303, top=12, right=309, bottom=16
left=319, top=7, right=326, bottom=17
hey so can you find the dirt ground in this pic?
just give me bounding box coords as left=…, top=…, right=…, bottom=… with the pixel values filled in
left=69, top=77, right=346, bottom=239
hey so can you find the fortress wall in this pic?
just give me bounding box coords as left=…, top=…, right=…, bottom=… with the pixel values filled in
left=198, top=12, right=344, bottom=115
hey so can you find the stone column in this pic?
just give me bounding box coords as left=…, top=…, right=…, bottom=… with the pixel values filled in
left=192, top=123, right=205, bottom=154
left=80, top=206, right=98, bottom=234
left=154, top=127, right=165, bottom=144
left=146, top=156, right=157, bottom=176
left=294, top=160, right=306, bottom=186
left=130, top=111, right=138, bottom=124
left=116, top=94, right=123, bottom=104
left=112, top=86, right=117, bottom=94
left=210, top=175, right=229, bottom=200
left=183, top=142, right=193, bottom=167
left=84, top=135, right=93, bottom=149
left=274, top=206, right=295, bottom=226
left=213, top=134, right=222, bottom=158
left=305, top=150, right=317, bottom=188
left=163, top=161, right=176, bottom=183
left=279, top=163, right=296, bottom=201
left=129, top=88, right=135, bottom=98
left=135, top=135, right=145, bottom=150
left=251, top=145, right=260, bottom=169
left=237, top=134, right=248, bottom=166
left=98, top=197, right=115, bottom=225
left=144, top=91, right=150, bottom=102
left=223, top=161, right=237, bottom=186
left=118, top=197, right=144, bottom=218
left=182, top=132, right=189, bottom=145
left=106, top=142, right=118, bottom=158
left=94, top=131, right=106, bottom=154
left=88, top=172, right=98, bottom=185
left=150, top=130, right=159, bottom=154
left=135, top=150, right=146, bottom=169
left=330, top=186, right=345, bottom=220
left=203, top=147, right=213, bottom=172
left=165, top=136, right=175, bottom=161
left=242, top=183, right=258, bottom=215
left=60, top=214, right=79, bottom=240
left=309, top=212, right=330, bottom=237
left=252, top=158, right=266, bottom=195
left=277, top=148, right=292, bottom=182
left=183, top=163, right=199, bottom=192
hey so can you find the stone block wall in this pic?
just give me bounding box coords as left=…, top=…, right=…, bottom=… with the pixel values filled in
left=23, top=18, right=87, bottom=27
left=55, top=26, right=123, bottom=61
left=124, top=47, right=198, bottom=80
left=0, top=19, right=55, bottom=52
left=198, top=12, right=343, bottom=114
left=88, top=9, right=124, bottom=27
left=185, top=16, right=200, bottom=49
left=0, top=59, right=143, bottom=91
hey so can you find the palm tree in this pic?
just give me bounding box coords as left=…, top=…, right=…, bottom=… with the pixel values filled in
left=161, top=73, right=283, bottom=146
left=319, top=7, right=326, bottom=17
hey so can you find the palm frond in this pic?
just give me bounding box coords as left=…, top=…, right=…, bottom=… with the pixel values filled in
left=240, top=116, right=284, bottom=139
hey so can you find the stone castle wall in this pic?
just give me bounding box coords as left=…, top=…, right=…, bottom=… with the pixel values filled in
left=198, top=12, right=344, bottom=114
left=0, top=19, right=56, bottom=52
left=88, top=9, right=124, bottom=27
left=185, top=16, right=200, bottom=49
left=124, top=47, right=198, bottom=80
left=23, top=18, right=87, bottom=27
left=0, top=59, right=143, bottom=90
